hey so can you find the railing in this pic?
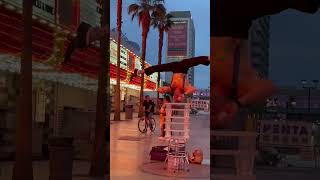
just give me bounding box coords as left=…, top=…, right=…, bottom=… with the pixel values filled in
left=211, top=131, right=257, bottom=180
left=264, top=107, right=320, bottom=113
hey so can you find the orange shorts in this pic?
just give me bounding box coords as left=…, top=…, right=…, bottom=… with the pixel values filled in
left=159, top=114, right=165, bottom=126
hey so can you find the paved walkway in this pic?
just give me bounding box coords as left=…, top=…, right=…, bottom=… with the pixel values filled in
left=0, top=160, right=106, bottom=180
left=256, top=167, right=320, bottom=180
left=110, top=112, right=210, bottom=180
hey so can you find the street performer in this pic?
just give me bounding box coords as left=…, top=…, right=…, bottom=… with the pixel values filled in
left=212, top=0, right=319, bottom=128
left=131, top=56, right=210, bottom=102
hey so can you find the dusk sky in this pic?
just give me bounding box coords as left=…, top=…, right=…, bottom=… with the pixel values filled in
left=270, top=10, right=320, bottom=87
left=110, top=2, right=320, bottom=89
left=110, top=0, right=210, bottom=89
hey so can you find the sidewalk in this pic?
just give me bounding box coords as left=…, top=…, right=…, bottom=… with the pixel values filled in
left=110, top=113, right=210, bottom=180
left=0, top=160, right=106, bottom=180
left=110, top=112, right=139, bottom=121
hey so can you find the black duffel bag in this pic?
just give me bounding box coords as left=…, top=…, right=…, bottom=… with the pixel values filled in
left=150, top=146, right=168, bottom=161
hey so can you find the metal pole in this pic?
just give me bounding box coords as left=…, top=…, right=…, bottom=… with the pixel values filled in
left=231, top=41, right=241, bottom=100
left=308, top=88, right=311, bottom=113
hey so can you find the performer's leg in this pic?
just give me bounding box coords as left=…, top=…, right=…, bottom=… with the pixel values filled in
left=64, top=22, right=108, bottom=63
left=240, top=0, right=318, bottom=20
left=144, top=62, right=179, bottom=76
left=130, top=56, right=209, bottom=83
left=178, top=56, right=210, bottom=70
left=86, top=26, right=109, bottom=44
left=158, top=86, right=172, bottom=94
left=144, top=56, right=209, bottom=76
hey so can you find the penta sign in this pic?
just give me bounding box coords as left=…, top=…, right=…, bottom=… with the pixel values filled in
left=257, top=120, right=314, bottom=147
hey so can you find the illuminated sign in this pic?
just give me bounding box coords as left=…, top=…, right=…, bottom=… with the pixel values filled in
left=110, top=40, right=128, bottom=70
left=80, top=0, right=100, bottom=26
left=167, top=20, right=188, bottom=57
left=4, top=0, right=55, bottom=22
left=135, top=57, right=142, bottom=70
left=257, top=120, right=313, bottom=146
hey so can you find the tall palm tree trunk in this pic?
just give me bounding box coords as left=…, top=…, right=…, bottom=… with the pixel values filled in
left=13, top=0, right=34, bottom=180
left=210, top=38, right=214, bottom=129
left=156, top=28, right=164, bottom=101
left=89, top=0, right=108, bottom=177
left=114, top=0, right=122, bottom=121
left=138, top=29, right=148, bottom=117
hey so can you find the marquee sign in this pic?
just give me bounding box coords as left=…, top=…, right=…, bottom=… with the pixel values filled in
left=110, top=41, right=128, bottom=70
left=257, top=120, right=314, bottom=147
left=4, top=0, right=55, bottom=22
left=135, top=57, right=142, bottom=70
left=80, top=0, right=100, bottom=26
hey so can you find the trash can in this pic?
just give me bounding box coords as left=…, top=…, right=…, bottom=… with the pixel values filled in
left=125, top=105, right=133, bottom=120
left=49, top=137, right=74, bottom=180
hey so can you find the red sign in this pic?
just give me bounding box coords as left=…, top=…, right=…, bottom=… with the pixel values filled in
left=167, top=21, right=188, bottom=57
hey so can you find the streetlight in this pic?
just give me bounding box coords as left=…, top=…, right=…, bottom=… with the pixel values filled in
left=301, top=80, right=319, bottom=112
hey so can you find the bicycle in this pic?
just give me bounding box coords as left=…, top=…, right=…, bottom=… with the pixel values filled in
left=138, top=114, right=156, bottom=133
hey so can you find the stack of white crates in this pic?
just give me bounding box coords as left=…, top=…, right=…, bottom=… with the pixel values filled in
left=164, top=103, right=190, bottom=141
left=164, top=103, right=191, bottom=172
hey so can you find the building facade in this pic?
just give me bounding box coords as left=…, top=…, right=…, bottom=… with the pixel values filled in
left=165, top=11, right=195, bottom=85
left=249, top=16, right=270, bottom=79
left=0, top=0, right=157, bottom=159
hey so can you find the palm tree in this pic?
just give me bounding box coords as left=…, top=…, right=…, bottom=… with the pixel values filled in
left=89, top=0, right=109, bottom=177
left=13, top=0, right=34, bottom=179
left=151, top=11, right=172, bottom=101
left=128, top=0, right=165, bottom=117
left=114, top=0, right=122, bottom=121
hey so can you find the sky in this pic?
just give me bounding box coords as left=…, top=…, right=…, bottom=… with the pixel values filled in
left=110, top=0, right=210, bottom=89
left=269, top=10, right=320, bottom=87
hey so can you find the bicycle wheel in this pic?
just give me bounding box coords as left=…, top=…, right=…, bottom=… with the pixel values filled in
left=138, top=118, right=147, bottom=133
left=149, top=118, right=156, bottom=132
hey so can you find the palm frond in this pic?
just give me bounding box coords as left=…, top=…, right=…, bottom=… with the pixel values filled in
left=128, top=4, right=139, bottom=14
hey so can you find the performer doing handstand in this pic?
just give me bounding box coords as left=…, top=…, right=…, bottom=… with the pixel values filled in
left=212, top=0, right=319, bottom=128
left=63, top=22, right=109, bottom=64
left=131, top=56, right=210, bottom=102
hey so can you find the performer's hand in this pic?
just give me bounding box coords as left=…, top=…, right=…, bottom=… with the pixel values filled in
left=213, top=102, right=239, bottom=128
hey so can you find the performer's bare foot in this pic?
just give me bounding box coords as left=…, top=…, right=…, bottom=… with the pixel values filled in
left=129, top=69, right=144, bottom=82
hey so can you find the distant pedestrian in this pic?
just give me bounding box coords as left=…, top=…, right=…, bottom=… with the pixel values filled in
left=159, top=96, right=171, bottom=139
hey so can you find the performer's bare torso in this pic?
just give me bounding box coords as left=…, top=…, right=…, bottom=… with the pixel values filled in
left=212, top=37, right=251, bottom=107
left=171, top=73, right=188, bottom=89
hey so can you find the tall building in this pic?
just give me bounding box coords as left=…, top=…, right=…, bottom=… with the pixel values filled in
left=165, top=11, right=195, bottom=85
left=249, top=16, right=270, bottom=79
